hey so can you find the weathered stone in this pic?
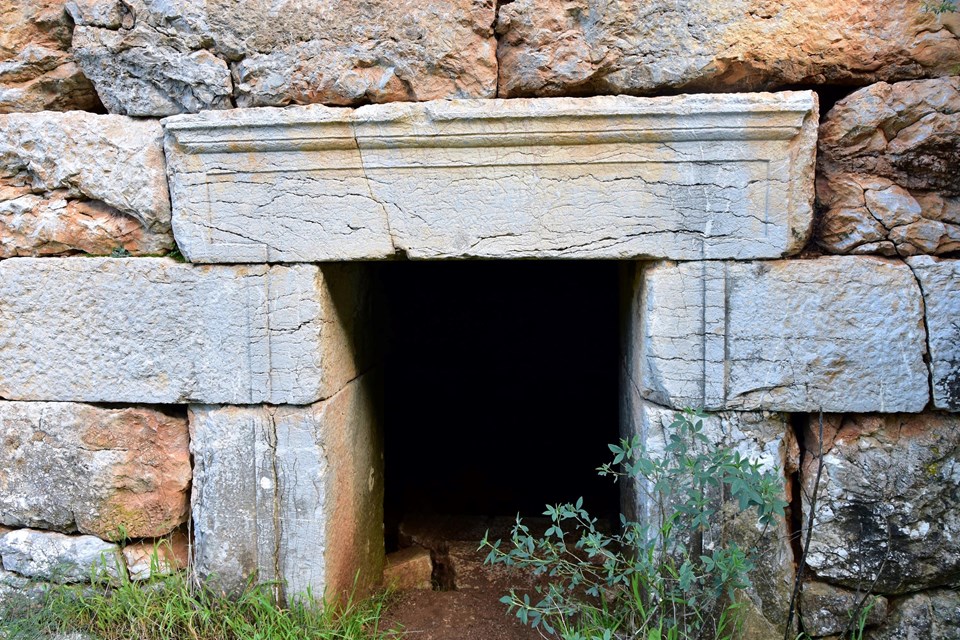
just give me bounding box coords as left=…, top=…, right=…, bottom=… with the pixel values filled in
left=0, top=529, right=124, bottom=583
left=870, top=589, right=960, bottom=640
left=802, top=413, right=960, bottom=594
left=818, top=77, right=960, bottom=256
left=799, top=581, right=888, bottom=637
left=121, top=531, right=188, bottom=580
left=383, top=547, right=433, bottom=591
left=163, top=92, right=817, bottom=262
left=620, top=395, right=796, bottom=634
left=68, top=0, right=497, bottom=116
left=0, top=111, right=172, bottom=255
left=631, top=257, right=929, bottom=412
left=0, top=402, right=190, bottom=541
left=0, top=0, right=99, bottom=113
left=0, top=258, right=372, bottom=404
left=190, top=374, right=383, bottom=601
left=496, top=0, right=960, bottom=97
left=907, top=256, right=960, bottom=411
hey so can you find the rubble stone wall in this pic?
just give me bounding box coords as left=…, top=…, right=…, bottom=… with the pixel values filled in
left=1, top=1, right=959, bottom=637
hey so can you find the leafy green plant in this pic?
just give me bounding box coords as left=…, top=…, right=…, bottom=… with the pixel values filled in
left=481, top=410, right=788, bottom=640
left=0, top=562, right=398, bottom=640
left=923, top=0, right=957, bottom=13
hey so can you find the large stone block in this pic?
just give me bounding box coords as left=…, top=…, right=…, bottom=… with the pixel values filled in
left=68, top=0, right=497, bottom=116
left=190, top=374, right=384, bottom=601
left=619, top=395, right=796, bottom=636
left=0, top=0, right=99, bottom=113
left=817, top=78, right=960, bottom=256
left=0, top=402, right=189, bottom=541
left=163, top=93, right=817, bottom=262
left=496, top=0, right=960, bottom=97
left=0, top=258, right=372, bottom=404
left=0, top=111, right=172, bottom=256
left=907, top=256, right=960, bottom=410
left=802, top=413, right=960, bottom=594
left=0, top=528, right=124, bottom=583
left=870, top=589, right=960, bottom=640
left=630, top=256, right=929, bottom=412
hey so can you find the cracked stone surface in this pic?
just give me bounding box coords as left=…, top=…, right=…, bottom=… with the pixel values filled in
left=0, top=258, right=372, bottom=404
left=870, top=589, right=960, bottom=639
left=67, top=0, right=497, bottom=116
left=0, top=111, right=172, bottom=256
left=0, top=528, right=124, bottom=583
left=818, top=77, right=960, bottom=256
left=0, top=402, right=190, bottom=541
left=190, top=374, right=383, bottom=600
left=163, top=93, right=817, bottom=262
left=630, top=256, right=929, bottom=412
left=620, top=395, right=796, bottom=636
left=495, top=0, right=960, bottom=97
left=907, top=256, right=960, bottom=411
left=798, top=581, right=888, bottom=637
left=0, top=0, right=99, bottom=113
left=802, top=413, right=960, bottom=594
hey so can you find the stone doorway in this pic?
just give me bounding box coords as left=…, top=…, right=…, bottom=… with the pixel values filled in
left=379, top=261, right=622, bottom=554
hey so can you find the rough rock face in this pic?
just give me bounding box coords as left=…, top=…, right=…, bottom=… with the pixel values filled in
left=190, top=375, right=383, bottom=600
left=802, top=413, right=960, bottom=594
left=163, top=92, right=817, bottom=262
left=620, top=396, right=796, bottom=635
left=907, top=256, right=960, bottom=411
left=0, top=0, right=99, bottom=112
left=495, top=0, right=960, bottom=98
left=818, top=77, right=960, bottom=256
left=0, top=111, right=172, bottom=255
left=870, top=589, right=960, bottom=639
left=121, top=531, right=189, bottom=580
left=630, top=257, right=929, bottom=412
left=69, top=0, right=498, bottom=116
left=799, top=581, right=888, bottom=637
left=0, top=259, right=373, bottom=405
left=0, top=528, right=124, bottom=583
left=0, top=402, right=190, bottom=541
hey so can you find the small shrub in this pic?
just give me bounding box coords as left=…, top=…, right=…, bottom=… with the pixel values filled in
left=481, top=410, right=788, bottom=640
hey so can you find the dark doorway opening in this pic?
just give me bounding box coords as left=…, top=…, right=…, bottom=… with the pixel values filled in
left=380, top=261, right=621, bottom=552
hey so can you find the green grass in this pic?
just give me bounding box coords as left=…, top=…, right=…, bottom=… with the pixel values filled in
left=0, top=569, right=400, bottom=640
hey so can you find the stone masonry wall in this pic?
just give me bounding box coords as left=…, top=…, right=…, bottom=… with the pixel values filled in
left=1, top=1, right=959, bottom=638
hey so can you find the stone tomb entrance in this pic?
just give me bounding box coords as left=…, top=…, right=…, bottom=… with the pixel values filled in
left=0, top=92, right=826, bottom=605
left=380, top=261, right=622, bottom=553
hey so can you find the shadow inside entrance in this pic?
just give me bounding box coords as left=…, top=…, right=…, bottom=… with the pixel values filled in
left=379, top=261, right=622, bottom=553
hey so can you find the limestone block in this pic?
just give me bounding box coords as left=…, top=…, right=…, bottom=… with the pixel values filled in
left=798, top=581, right=888, bottom=637
left=190, top=374, right=384, bottom=601
left=496, top=0, right=960, bottom=97
left=383, top=547, right=433, bottom=591
left=0, top=111, right=172, bottom=255
left=818, top=78, right=960, bottom=256
left=907, top=256, right=960, bottom=410
left=68, top=0, right=497, bottom=116
left=870, top=589, right=960, bottom=640
left=163, top=92, right=817, bottom=262
left=802, top=413, right=960, bottom=594
left=0, top=258, right=372, bottom=404
left=0, top=0, right=99, bottom=113
left=0, top=401, right=190, bottom=541
left=121, top=531, right=188, bottom=580
left=620, top=394, right=795, bottom=633
left=0, top=529, right=124, bottom=583
left=632, top=256, right=929, bottom=412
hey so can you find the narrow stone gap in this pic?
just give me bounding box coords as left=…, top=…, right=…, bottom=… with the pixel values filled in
left=787, top=412, right=811, bottom=635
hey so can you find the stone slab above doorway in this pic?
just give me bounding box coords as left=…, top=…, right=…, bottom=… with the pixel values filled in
left=163, top=92, right=817, bottom=263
